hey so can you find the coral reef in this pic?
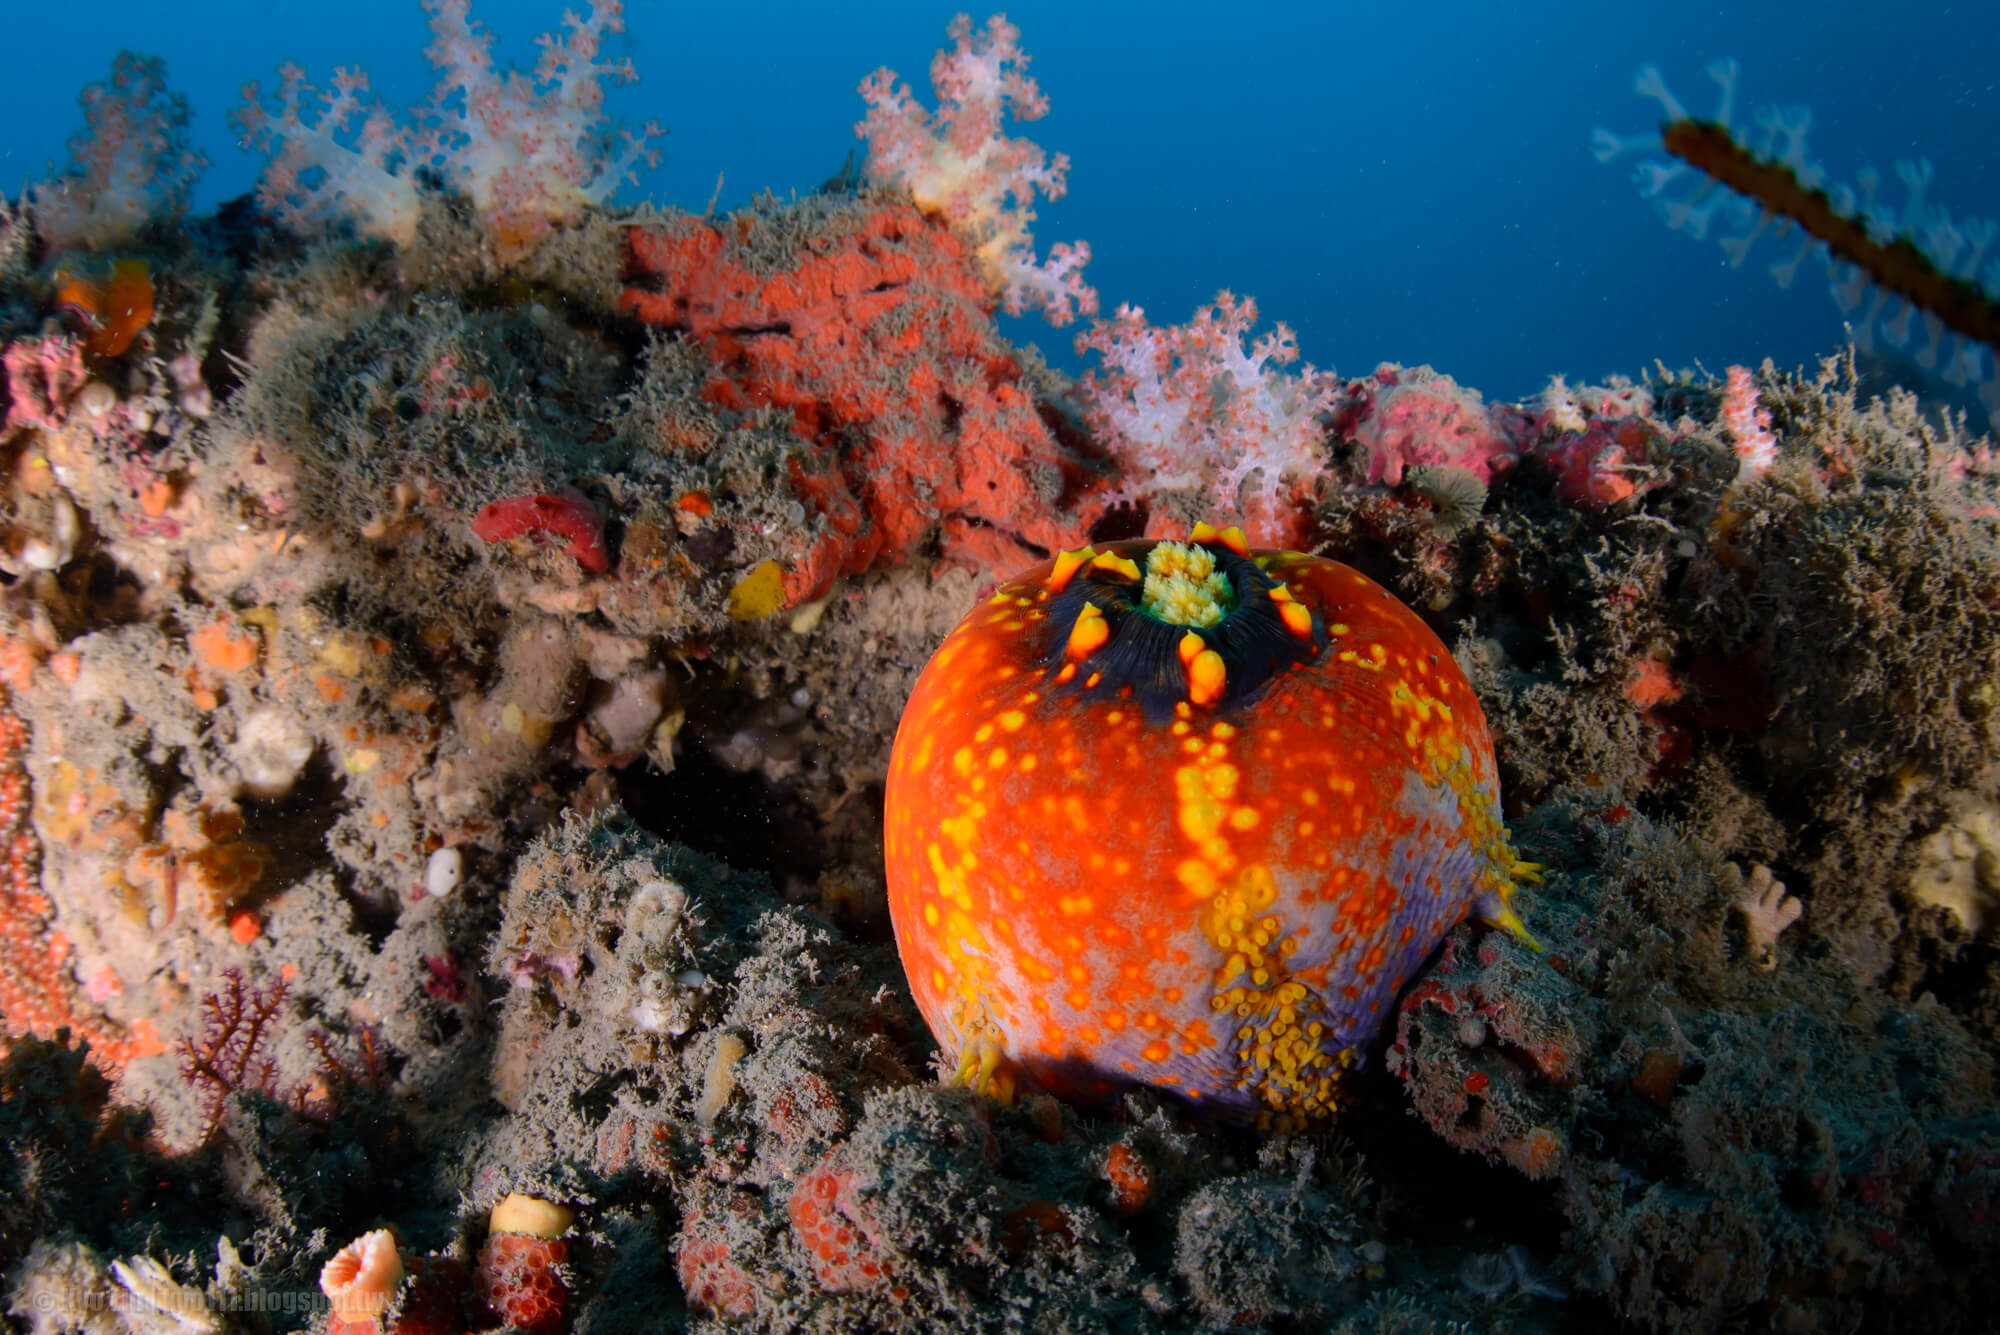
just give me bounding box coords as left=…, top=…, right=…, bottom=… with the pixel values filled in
left=0, top=11, right=1995, bottom=1335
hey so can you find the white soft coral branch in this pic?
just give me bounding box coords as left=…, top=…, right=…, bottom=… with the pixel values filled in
left=421, top=0, right=662, bottom=256
left=1077, top=292, right=1339, bottom=535
left=233, top=64, right=421, bottom=246
left=856, top=13, right=1095, bottom=325
left=233, top=0, right=661, bottom=259
left=34, top=52, right=209, bottom=253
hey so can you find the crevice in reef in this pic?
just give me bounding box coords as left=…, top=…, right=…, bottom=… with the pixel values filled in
left=613, top=729, right=825, bottom=889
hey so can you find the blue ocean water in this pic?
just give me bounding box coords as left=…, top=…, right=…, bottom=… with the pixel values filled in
left=4, top=0, right=1994, bottom=403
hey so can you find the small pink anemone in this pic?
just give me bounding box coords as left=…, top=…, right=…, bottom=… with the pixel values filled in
left=321, top=1229, right=405, bottom=1323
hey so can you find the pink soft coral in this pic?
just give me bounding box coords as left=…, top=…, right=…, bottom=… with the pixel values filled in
left=234, top=0, right=661, bottom=259
left=31, top=52, right=208, bottom=254
left=1341, top=366, right=1518, bottom=487
left=1075, top=292, right=1338, bottom=547
left=857, top=14, right=1095, bottom=326
left=1719, top=364, right=1777, bottom=486
left=421, top=0, right=662, bottom=258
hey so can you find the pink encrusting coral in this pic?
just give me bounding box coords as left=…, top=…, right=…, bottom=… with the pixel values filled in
left=234, top=0, right=661, bottom=258
left=1339, top=364, right=1518, bottom=487
left=857, top=14, right=1095, bottom=326
left=1, top=338, right=88, bottom=436
left=1512, top=375, right=1669, bottom=508
left=1524, top=408, right=1667, bottom=508
left=788, top=1147, right=899, bottom=1294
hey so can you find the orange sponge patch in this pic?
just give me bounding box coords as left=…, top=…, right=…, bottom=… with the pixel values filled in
left=52, top=257, right=155, bottom=358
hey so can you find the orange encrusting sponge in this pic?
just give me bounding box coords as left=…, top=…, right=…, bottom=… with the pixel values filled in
left=884, top=528, right=1536, bottom=1130
left=51, top=257, right=155, bottom=358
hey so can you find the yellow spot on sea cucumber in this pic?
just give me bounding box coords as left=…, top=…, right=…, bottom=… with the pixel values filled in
left=1187, top=649, right=1227, bottom=705
left=1047, top=546, right=1095, bottom=592
left=1177, top=860, right=1218, bottom=899
left=1090, top=551, right=1142, bottom=581
left=1190, top=523, right=1250, bottom=556
left=1066, top=602, right=1109, bottom=659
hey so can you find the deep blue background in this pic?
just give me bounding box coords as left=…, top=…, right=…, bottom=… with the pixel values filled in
left=5, top=1, right=1996, bottom=402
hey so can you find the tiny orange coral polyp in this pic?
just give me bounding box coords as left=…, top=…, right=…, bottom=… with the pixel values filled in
left=884, top=527, right=1536, bottom=1128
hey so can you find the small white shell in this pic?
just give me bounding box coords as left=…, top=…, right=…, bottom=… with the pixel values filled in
left=426, top=847, right=464, bottom=899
